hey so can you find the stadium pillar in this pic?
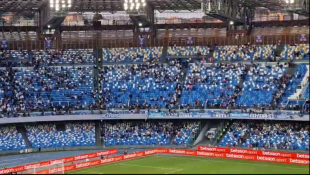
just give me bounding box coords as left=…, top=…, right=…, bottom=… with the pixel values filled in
left=38, top=3, right=51, bottom=28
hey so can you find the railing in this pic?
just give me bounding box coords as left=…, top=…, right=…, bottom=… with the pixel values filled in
left=2, top=33, right=309, bottom=50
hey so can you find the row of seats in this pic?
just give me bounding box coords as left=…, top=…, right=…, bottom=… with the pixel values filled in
left=102, top=122, right=200, bottom=146
left=1, top=45, right=308, bottom=64
left=279, top=64, right=308, bottom=105
left=26, top=123, right=96, bottom=148
left=236, top=64, right=287, bottom=107
left=101, top=63, right=182, bottom=108
left=220, top=121, right=309, bottom=150
left=167, top=44, right=309, bottom=61
left=0, top=66, right=96, bottom=115
left=0, top=49, right=94, bottom=64
left=102, top=47, right=162, bottom=63
left=0, top=126, right=26, bottom=151
left=181, top=63, right=245, bottom=106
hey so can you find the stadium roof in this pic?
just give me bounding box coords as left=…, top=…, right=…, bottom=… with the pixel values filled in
left=0, top=0, right=305, bottom=13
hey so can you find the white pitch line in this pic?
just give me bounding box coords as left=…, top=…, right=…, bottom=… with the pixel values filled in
left=157, top=155, right=309, bottom=170
left=165, top=169, right=184, bottom=174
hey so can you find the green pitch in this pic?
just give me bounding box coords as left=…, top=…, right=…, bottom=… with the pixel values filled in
left=67, top=155, right=309, bottom=174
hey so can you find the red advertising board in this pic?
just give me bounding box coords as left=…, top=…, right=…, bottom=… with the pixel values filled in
left=0, top=149, right=117, bottom=174
left=2, top=147, right=309, bottom=174
left=197, top=146, right=309, bottom=159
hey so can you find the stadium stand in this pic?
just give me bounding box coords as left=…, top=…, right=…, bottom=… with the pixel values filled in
left=102, top=47, right=162, bottom=63
left=100, top=63, right=182, bottom=108
left=33, top=49, right=94, bottom=64
left=219, top=121, right=309, bottom=150
left=102, top=121, right=200, bottom=146
left=13, top=66, right=96, bottom=112
left=181, top=63, right=245, bottom=107
left=236, top=63, right=287, bottom=107
left=0, top=126, right=27, bottom=151
left=25, top=123, right=95, bottom=148
left=281, top=44, right=309, bottom=60
left=279, top=64, right=309, bottom=106
left=167, top=44, right=309, bottom=61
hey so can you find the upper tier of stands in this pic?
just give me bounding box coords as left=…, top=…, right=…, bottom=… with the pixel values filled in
left=236, top=64, right=287, bottom=107
left=0, top=66, right=96, bottom=117
left=168, top=44, right=309, bottom=61
left=102, top=121, right=200, bottom=146
left=100, top=63, right=182, bottom=108
left=279, top=64, right=309, bottom=107
left=181, top=63, right=245, bottom=107
left=0, top=49, right=94, bottom=65
left=220, top=121, right=309, bottom=151
left=102, top=47, right=162, bottom=63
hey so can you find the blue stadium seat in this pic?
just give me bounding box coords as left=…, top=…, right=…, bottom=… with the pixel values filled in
left=0, top=126, right=26, bottom=151
left=26, top=123, right=95, bottom=148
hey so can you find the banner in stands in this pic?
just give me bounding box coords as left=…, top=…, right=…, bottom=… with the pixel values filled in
left=0, top=40, right=8, bottom=48
left=0, top=149, right=117, bottom=174
left=299, top=34, right=307, bottom=41
left=186, top=37, right=194, bottom=45
left=147, top=110, right=309, bottom=121
left=19, top=148, right=309, bottom=174
left=138, top=37, right=145, bottom=46
left=102, top=113, right=147, bottom=119
left=44, top=39, right=53, bottom=48
left=255, top=35, right=263, bottom=43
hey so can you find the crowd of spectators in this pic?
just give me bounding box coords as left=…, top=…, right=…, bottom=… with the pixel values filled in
left=180, top=62, right=246, bottom=108
left=101, top=121, right=200, bottom=146
left=0, top=65, right=98, bottom=118
left=26, top=123, right=95, bottom=148
left=220, top=121, right=309, bottom=150
left=0, top=49, right=94, bottom=67
left=100, top=61, right=184, bottom=110
left=236, top=63, right=287, bottom=108
left=0, top=126, right=26, bottom=151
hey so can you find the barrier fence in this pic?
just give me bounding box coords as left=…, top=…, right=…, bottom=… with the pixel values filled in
left=1, top=33, right=308, bottom=50
left=1, top=147, right=307, bottom=174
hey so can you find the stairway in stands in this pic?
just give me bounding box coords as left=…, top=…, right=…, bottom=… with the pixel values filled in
left=271, top=64, right=298, bottom=107
left=95, top=122, right=102, bottom=146
left=16, top=125, right=32, bottom=149
left=161, top=29, right=169, bottom=63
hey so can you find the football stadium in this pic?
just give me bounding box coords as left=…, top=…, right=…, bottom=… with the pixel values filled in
left=0, top=0, right=309, bottom=174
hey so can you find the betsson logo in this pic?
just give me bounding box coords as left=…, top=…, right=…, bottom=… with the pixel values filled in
left=24, top=164, right=41, bottom=170
left=226, top=153, right=244, bottom=159
left=261, top=151, right=281, bottom=156
left=200, top=146, right=227, bottom=152
left=289, top=158, right=309, bottom=164
left=296, top=154, right=309, bottom=159
left=76, top=162, right=90, bottom=169
left=124, top=153, right=137, bottom=159
left=257, top=156, right=276, bottom=161
left=49, top=167, right=64, bottom=174
left=97, top=151, right=111, bottom=156
left=101, top=158, right=115, bottom=164
left=197, top=151, right=215, bottom=157
left=231, top=149, right=257, bottom=154
left=169, top=150, right=185, bottom=154
left=75, top=155, right=89, bottom=161
left=50, top=159, right=65, bottom=165
left=145, top=150, right=156, bottom=155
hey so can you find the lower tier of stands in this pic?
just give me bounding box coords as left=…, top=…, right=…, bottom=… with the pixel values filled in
left=220, top=121, right=309, bottom=150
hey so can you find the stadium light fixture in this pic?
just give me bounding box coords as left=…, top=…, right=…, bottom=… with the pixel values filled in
left=229, top=21, right=234, bottom=25
left=50, top=0, right=72, bottom=12
left=124, top=0, right=146, bottom=12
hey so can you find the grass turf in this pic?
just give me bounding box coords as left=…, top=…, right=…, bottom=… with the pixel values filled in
left=67, top=155, right=309, bottom=174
